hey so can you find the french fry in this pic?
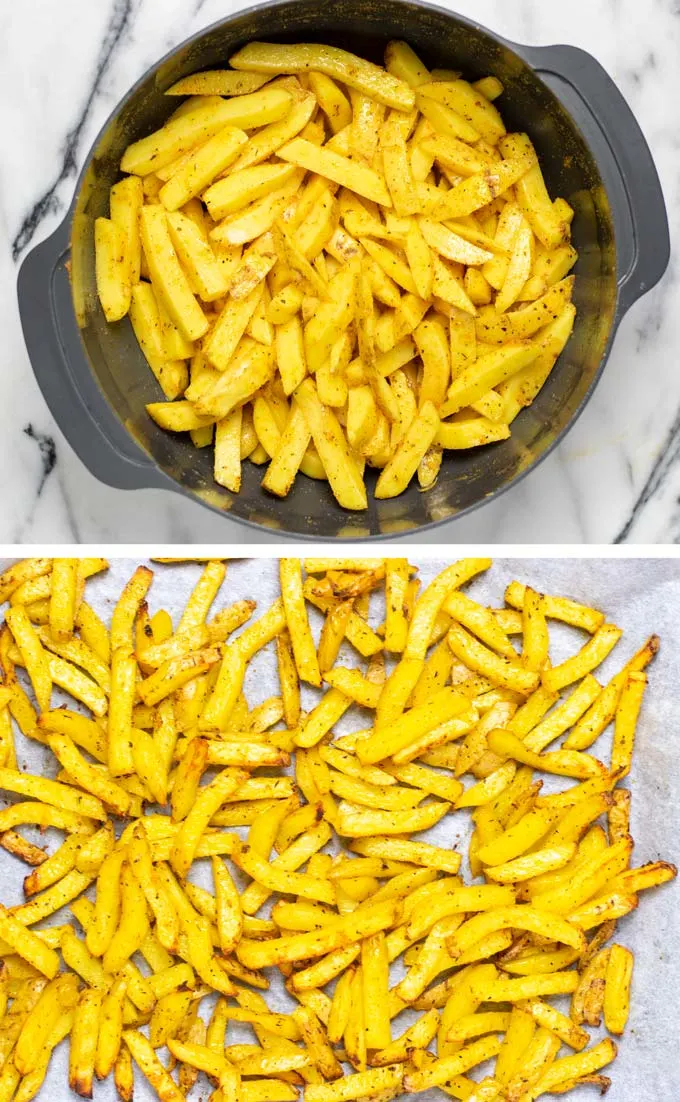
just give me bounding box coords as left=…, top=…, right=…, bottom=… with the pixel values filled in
left=336, top=800, right=450, bottom=838
left=166, top=210, right=230, bottom=301
left=94, top=217, right=131, bottom=322
left=166, top=70, right=272, bottom=96
left=504, top=582, right=605, bottom=634
left=294, top=1004, right=344, bottom=1079
left=107, top=1047, right=134, bottom=1102
left=187, top=916, right=235, bottom=996
left=233, top=837, right=335, bottom=906
left=106, top=647, right=137, bottom=777
left=111, top=43, right=579, bottom=506
left=69, top=987, right=103, bottom=1097
left=421, top=218, right=495, bottom=266
left=404, top=1036, right=503, bottom=1093
left=488, top=728, right=605, bottom=781
left=542, top=623, right=623, bottom=693
left=48, top=558, right=77, bottom=643
left=127, top=824, right=180, bottom=952
left=603, top=944, right=633, bottom=1034
left=206, top=162, right=297, bottom=220
left=385, top=40, right=431, bottom=87
left=502, top=134, right=570, bottom=250
left=122, top=99, right=240, bottom=174
left=0, top=556, right=674, bottom=1102
left=13, top=973, right=79, bottom=1075
left=441, top=341, right=538, bottom=416
left=308, top=71, right=352, bottom=133
left=49, top=733, right=131, bottom=817
left=0, top=766, right=106, bottom=822
left=124, top=1028, right=186, bottom=1102
left=280, top=559, right=321, bottom=687
left=531, top=1039, right=617, bottom=1096
left=159, top=124, right=249, bottom=210
left=358, top=686, right=470, bottom=764
left=139, top=204, right=208, bottom=340
left=279, top=138, right=390, bottom=205
left=230, top=42, right=415, bottom=111
left=305, top=1065, right=403, bottom=1101
left=294, top=380, right=367, bottom=510
left=1, top=829, right=47, bottom=866
left=139, top=646, right=220, bottom=705
left=103, top=863, right=149, bottom=974
left=448, top=623, right=539, bottom=695
left=421, top=78, right=506, bottom=142
left=375, top=401, right=440, bottom=499
left=238, top=899, right=398, bottom=969
left=95, top=975, right=127, bottom=1080
left=170, top=768, right=246, bottom=877
left=212, top=855, right=243, bottom=954
left=0, top=906, right=60, bottom=978
left=214, top=408, right=243, bottom=491
left=611, top=672, right=646, bottom=777
left=150, top=989, right=194, bottom=1047
left=5, top=607, right=52, bottom=712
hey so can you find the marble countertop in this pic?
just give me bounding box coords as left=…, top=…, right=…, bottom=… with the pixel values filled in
left=3, top=0, right=678, bottom=545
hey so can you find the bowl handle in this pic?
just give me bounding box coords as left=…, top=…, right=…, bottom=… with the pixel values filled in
left=16, top=216, right=171, bottom=492
left=514, top=43, right=670, bottom=319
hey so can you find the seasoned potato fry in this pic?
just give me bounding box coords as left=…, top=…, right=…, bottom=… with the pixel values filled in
left=159, top=124, right=248, bottom=210
left=230, top=42, right=415, bottom=110
left=166, top=70, right=272, bottom=96
left=170, top=767, right=245, bottom=876
left=279, top=138, right=392, bottom=205
left=236, top=94, right=320, bottom=176
left=441, top=341, right=539, bottom=416
left=124, top=1028, right=186, bottom=1102
left=205, top=163, right=298, bottom=221
left=69, top=987, right=103, bottom=1097
left=166, top=210, right=229, bottom=300
left=603, top=943, right=633, bottom=1034
left=542, top=623, right=623, bottom=693
left=48, top=558, right=77, bottom=643
left=129, top=283, right=188, bottom=399
left=375, top=401, right=440, bottom=499
left=127, top=89, right=292, bottom=173
left=448, top=622, right=539, bottom=694
left=294, top=380, right=367, bottom=510
left=140, top=204, right=208, bottom=340
left=280, top=559, right=322, bottom=687
left=196, top=341, right=276, bottom=421
left=96, top=40, right=579, bottom=508
left=94, top=217, right=131, bottom=322
left=49, top=732, right=131, bottom=817
left=0, top=559, right=672, bottom=1102
left=92, top=38, right=581, bottom=506
left=309, top=71, right=352, bottom=134
left=420, top=78, right=506, bottom=142
left=385, top=40, right=431, bottom=88
left=0, top=906, right=60, bottom=978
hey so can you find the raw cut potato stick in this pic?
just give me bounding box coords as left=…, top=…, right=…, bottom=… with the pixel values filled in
left=92, top=37, right=577, bottom=511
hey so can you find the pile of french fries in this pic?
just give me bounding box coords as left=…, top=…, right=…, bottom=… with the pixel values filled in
left=94, top=41, right=578, bottom=509
left=0, top=556, right=674, bottom=1102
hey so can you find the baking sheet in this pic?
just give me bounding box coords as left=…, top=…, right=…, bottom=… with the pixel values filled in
left=0, top=557, right=678, bottom=1100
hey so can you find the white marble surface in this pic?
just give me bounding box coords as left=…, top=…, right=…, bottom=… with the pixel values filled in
left=2, top=0, right=679, bottom=545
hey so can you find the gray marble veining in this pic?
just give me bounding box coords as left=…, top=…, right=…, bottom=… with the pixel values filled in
left=2, top=0, right=679, bottom=544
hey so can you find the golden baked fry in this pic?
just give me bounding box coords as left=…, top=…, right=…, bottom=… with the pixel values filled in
left=0, top=557, right=673, bottom=1102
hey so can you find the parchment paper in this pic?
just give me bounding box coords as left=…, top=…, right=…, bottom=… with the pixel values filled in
left=1, top=558, right=678, bottom=1100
